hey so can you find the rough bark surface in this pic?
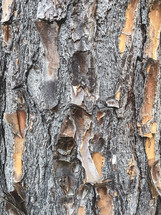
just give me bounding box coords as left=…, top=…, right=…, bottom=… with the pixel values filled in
left=0, top=0, right=161, bottom=214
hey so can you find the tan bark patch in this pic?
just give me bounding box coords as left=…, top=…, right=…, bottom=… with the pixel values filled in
left=1, top=25, right=12, bottom=44
left=92, top=153, right=105, bottom=178
left=146, top=2, right=161, bottom=60
left=14, top=150, right=24, bottom=183
left=151, top=122, right=157, bottom=134
left=127, top=158, right=136, bottom=179
left=4, top=110, right=26, bottom=182
left=4, top=112, right=20, bottom=137
left=115, top=91, right=120, bottom=101
left=145, top=136, right=155, bottom=167
left=119, top=0, right=139, bottom=53
left=17, top=110, right=26, bottom=138
left=114, top=192, right=117, bottom=197
left=97, top=111, right=105, bottom=121
left=96, top=187, right=114, bottom=215
left=138, top=61, right=158, bottom=137
left=77, top=206, right=85, bottom=215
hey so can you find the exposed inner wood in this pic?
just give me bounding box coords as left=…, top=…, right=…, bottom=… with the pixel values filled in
left=77, top=206, right=85, bottom=215
left=119, top=0, right=139, bottom=53
left=139, top=62, right=158, bottom=129
left=96, top=187, right=114, bottom=215
left=14, top=137, right=25, bottom=182
left=145, top=136, right=155, bottom=167
left=4, top=110, right=26, bottom=182
left=115, top=91, right=120, bottom=101
left=146, top=2, right=161, bottom=60
left=138, top=61, right=158, bottom=168
left=92, top=153, right=105, bottom=178
left=1, top=25, right=12, bottom=44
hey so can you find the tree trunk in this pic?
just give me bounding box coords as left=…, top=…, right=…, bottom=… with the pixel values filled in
left=0, top=0, right=161, bottom=214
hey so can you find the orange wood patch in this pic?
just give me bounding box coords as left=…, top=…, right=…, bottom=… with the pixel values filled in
left=115, top=91, right=120, bottom=101
left=97, top=187, right=114, bottom=215
left=145, top=136, right=155, bottom=167
left=77, top=206, right=85, bottom=215
left=119, top=0, right=139, bottom=53
left=146, top=2, right=161, bottom=60
left=17, top=110, right=26, bottom=137
left=14, top=152, right=23, bottom=183
left=140, top=62, right=158, bottom=125
left=4, top=110, right=26, bottom=182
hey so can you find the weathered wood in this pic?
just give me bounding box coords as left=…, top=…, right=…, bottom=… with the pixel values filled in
left=0, top=0, right=161, bottom=214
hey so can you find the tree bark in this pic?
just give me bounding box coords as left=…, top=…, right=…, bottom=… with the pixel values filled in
left=0, top=0, right=161, bottom=214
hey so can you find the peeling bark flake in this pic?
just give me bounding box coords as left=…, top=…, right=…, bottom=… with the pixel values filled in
left=81, top=129, right=102, bottom=184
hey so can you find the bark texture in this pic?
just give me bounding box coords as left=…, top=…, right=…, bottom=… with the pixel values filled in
left=0, top=0, right=161, bottom=214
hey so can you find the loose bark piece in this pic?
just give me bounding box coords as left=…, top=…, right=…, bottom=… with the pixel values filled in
left=81, top=129, right=102, bottom=184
